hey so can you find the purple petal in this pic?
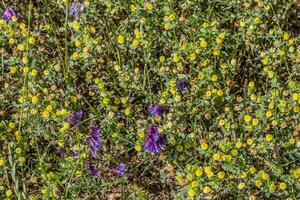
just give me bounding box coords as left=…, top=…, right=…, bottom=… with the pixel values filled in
left=113, top=163, right=126, bottom=176
left=148, top=104, right=169, bottom=116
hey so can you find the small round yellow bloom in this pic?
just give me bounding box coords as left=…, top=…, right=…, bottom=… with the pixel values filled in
left=31, top=96, right=39, bottom=104
left=200, top=39, right=208, bottom=48
left=247, top=138, right=254, bottom=145
left=261, top=172, right=269, bottom=180
left=10, top=66, right=17, bottom=74
left=6, top=189, right=13, bottom=197
left=217, top=171, right=225, bottom=179
left=211, top=74, right=219, bottom=82
left=8, top=122, right=15, bottom=129
left=279, top=182, right=287, bottom=190
left=0, top=159, right=5, bottom=166
left=201, top=142, right=208, bottom=150
left=15, top=147, right=22, bottom=154
left=43, top=69, right=49, bottom=76
left=249, top=166, right=257, bottom=174
left=135, top=144, right=142, bottom=152
left=252, top=118, right=259, bottom=126
left=238, top=182, right=245, bottom=190
left=31, top=69, right=38, bottom=76
left=117, top=35, right=125, bottom=44
left=188, top=188, right=196, bottom=197
left=75, top=40, right=81, bottom=47
left=244, top=114, right=252, bottom=123
left=29, top=37, right=36, bottom=44
left=195, top=168, right=203, bottom=177
left=132, top=39, right=139, bottom=47
left=213, top=153, right=220, bottom=161
left=145, top=2, right=154, bottom=10
left=203, top=186, right=211, bottom=194
left=191, top=181, right=199, bottom=188
left=255, top=180, right=262, bottom=187
left=265, top=134, right=273, bottom=142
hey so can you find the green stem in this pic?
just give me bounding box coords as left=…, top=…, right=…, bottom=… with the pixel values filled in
left=64, top=0, right=71, bottom=88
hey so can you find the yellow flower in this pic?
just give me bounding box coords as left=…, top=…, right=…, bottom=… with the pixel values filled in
left=266, top=110, right=272, bottom=118
left=188, top=188, right=196, bottom=197
left=117, top=35, right=125, bottom=44
left=261, top=172, right=270, bottom=180
left=12, top=16, right=17, bottom=22
left=249, top=166, right=257, bottom=174
left=217, top=171, right=225, bottom=179
left=72, top=21, right=81, bottom=30
left=269, top=182, right=276, bottom=191
left=8, top=122, right=15, bottom=129
left=10, top=66, right=17, bottom=74
left=132, top=39, right=139, bottom=47
left=238, top=182, right=245, bottom=190
left=0, top=159, right=5, bottom=166
left=217, top=89, right=224, bottom=96
left=261, top=57, right=269, bottom=65
left=75, top=40, right=81, bottom=47
left=279, top=182, right=287, bottom=190
left=145, top=2, right=154, bottom=10
left=236, top=141, right=242, bottom=149
left=6, top=189, right=13, bottom=197
left=31, top=69, right=38, bottom=76
left=219, top=119, right=225, bottom=126
left=201, top=142, right=208, bottom=150
left=135, top=144, right=142, bottom=152
left=254, top=17, right=261, bottom=24
left=249, top=195, right=256, bottom=200
left=22, top=57, right=29, bottom=64
left=29, top=37, right=36, bottom=44
left=248, top=81, right=255, bottom=88
left=265, top=134, right=273, bottom=142
left=203, top=186, right=211, bottom=194
left=211, top=74, right=218, bottom=82
left=240, top=171, right=247, bottom=178
left=213, top=49, right=220, bottom=56
left=213, top=153, right=220, bottom=161
left=191, top=181, right=199, bottom=188
left=195, top=168, right=203, bottom=177
left=130, top=4, right=137, bottom=13
left=42, top=110, right=50, bottom=118
left=247, top=138, right=254, bottom=145
left=202, top=22, right=209, bottom=28
left=292, top=93, right=299, bottom=101
left=200, top=39, right=208, bottom=48
left=252, top=118, right=259, bottom=126
left=255, top=180, right=262, bottom=187
left=16, top=147, right=22, bottom=154
left=283, top=32, right=289, bottom=40
left=173, top=53, right=180, bottom=63
left=19, top=23, right=26, bottom=29
left=244, top=114, right=252, bottom=123
left=43, top=69, right=49, bottom=76
left=9, top=38, right=15, bottom=44
left=31, top=96, right=39, bottom=104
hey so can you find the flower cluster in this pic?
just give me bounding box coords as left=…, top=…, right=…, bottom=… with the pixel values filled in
left=0, top=1, right=300, bottom=199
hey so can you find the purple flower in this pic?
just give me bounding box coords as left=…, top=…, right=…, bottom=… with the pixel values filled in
left=2, top=6, right=21, bottom=22
left=86, top=126, right=101, bottom=158
left=144, top=125, right=166, bottom=154
left=87, top=158, right=99, bottom=177
left=70, top=151, right=79, bottom=158
left=148, top=104, right=169, bottom=116
left=66, top=111, right=83, bottom=126
left=176, top=79, right=189, bottom=91
left=69, top=3, right=84, bottom=18
left=112, top=163, right=126, bottom=176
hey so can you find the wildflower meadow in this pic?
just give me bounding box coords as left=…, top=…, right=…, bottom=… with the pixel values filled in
left=1, top=0, right=300, bottom=199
